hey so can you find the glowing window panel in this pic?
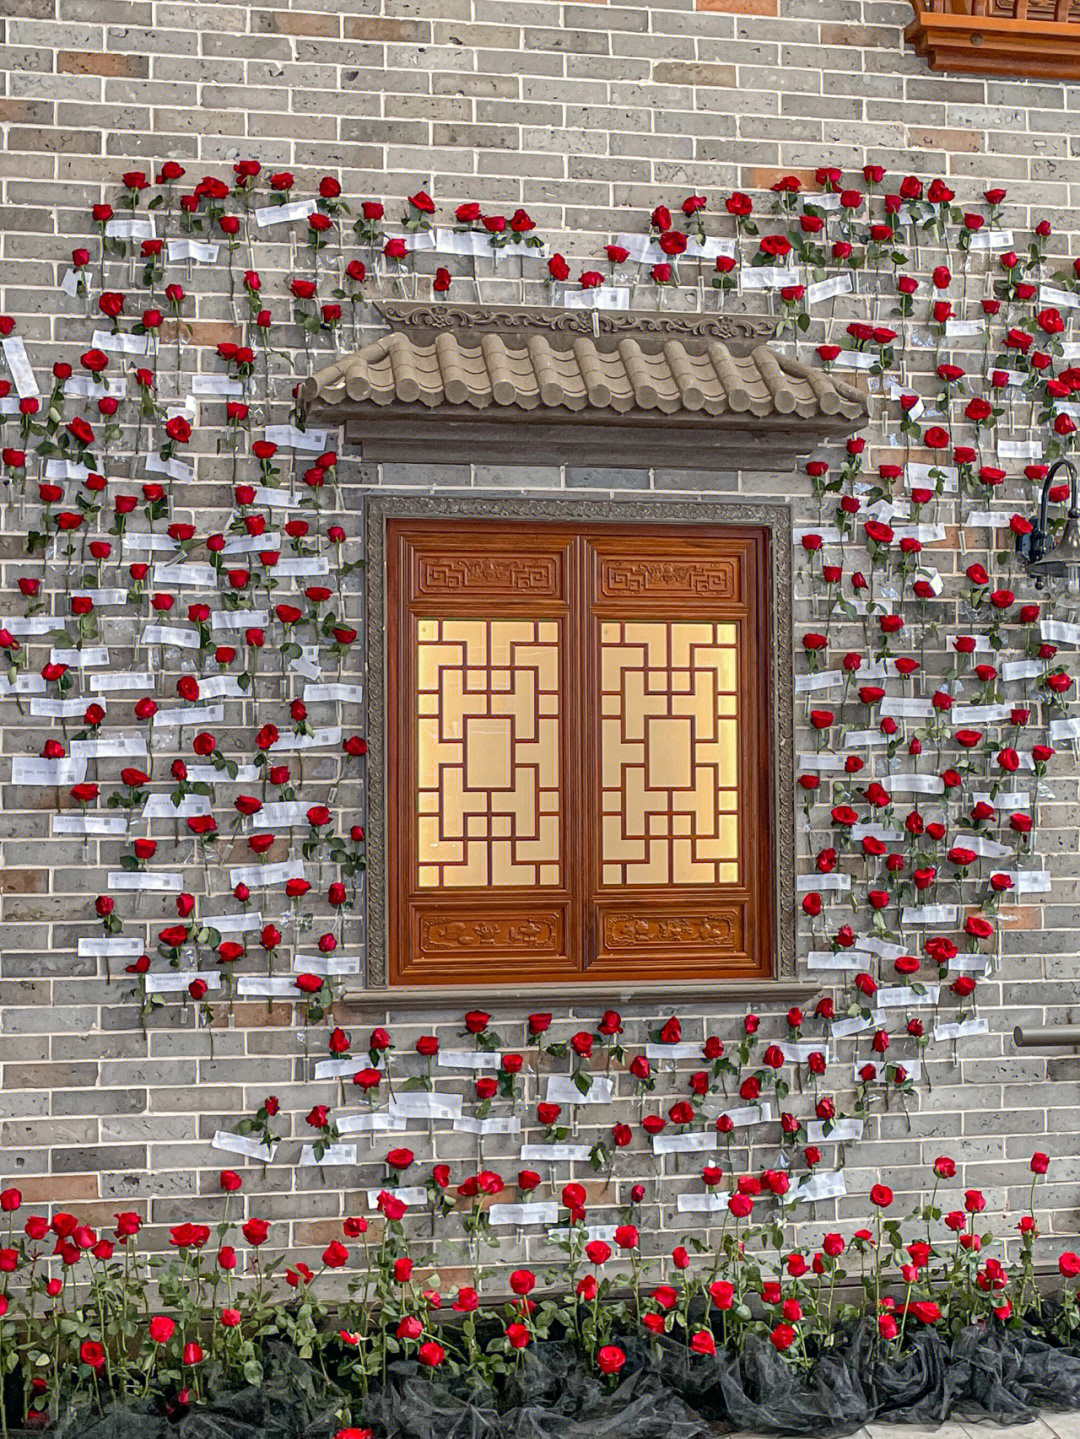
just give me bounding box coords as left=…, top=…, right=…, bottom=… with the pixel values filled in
left=415, top=617, right=561, bottom=888
left=599, top=620, right=740, bottom=886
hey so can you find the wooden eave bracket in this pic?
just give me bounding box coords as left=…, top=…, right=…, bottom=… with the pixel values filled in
left=906, top=1, right=1080, bottom=78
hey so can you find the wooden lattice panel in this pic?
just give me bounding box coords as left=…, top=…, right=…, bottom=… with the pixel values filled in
left=990, top=0, right=1080, bottom=17
left=599, top=621, right=740, bottom=886
left=415, top=617, right=561, bottom=888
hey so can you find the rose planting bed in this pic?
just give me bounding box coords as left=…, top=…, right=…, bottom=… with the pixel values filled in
left=5, top=1160, right=1080, bottom=1439
left=16, top=1318, right=1080, bottom=1439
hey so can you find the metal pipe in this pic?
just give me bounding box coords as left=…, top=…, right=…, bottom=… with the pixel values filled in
left=1013, top=1024, right=1080, bottom=1047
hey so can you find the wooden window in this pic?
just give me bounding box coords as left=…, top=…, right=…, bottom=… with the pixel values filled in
left=386, top=519, right=775, bottom=988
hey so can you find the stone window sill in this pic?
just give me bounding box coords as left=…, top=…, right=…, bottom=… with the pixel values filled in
left=339, top=978, right=819, bottom=1014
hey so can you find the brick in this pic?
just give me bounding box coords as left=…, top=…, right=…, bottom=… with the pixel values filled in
left=908, top=126, right=984, bottom=154
left=53, top=1144, right=147, bottom=1174
left=9, top=1174, right=99, bottom=1203
left=57, top=48, right=148, bottom=75
left=343, top=17, right=431, bottom=41
left=696, top=0, right=777, bottom=11
left=252, top=10, right=340, bottom=37
left=747, top=165, right=822, bottom=190
left=819, top=23, right=892, bottom=47
left=161, top=320, right=242, bottom=347
left=652, top=59, right=736, bottom=85
left=0, top=99, right=55, bottom=123
left=8, top=126, right=100, bottom=154
left=0, top=869, right=47, bottom=894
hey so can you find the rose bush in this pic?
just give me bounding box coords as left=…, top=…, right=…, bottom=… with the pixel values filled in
left=0, top=1159, right=1077, bottom=1432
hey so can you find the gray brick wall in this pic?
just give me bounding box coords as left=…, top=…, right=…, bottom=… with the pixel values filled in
left=2, top=0, right=1080, bottom=1282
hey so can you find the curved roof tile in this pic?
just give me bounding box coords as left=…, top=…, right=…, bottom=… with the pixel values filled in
left=299, top=306, right=867, bottom=470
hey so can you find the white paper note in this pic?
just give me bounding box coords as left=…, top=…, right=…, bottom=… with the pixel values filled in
left=901, top=904, right=959, bottom=925
left=12, top=756, right=87, bottom=785
left=142, top=793, right=211, bottom=818
left=235, top=976, right=304, bottom=997
left=78, top=936, right=143, bottom=956
left=2, top=337, right=39, bottom=397
left=228, top=860, right=308, bottom=889
left=519, top=1144, right=591, bottom=1162
left=263, top=424, right=332, bottom=451
left=454, top=1115, right=522, bottom=1135
left=676, top=1193, right=727, bottom=1213
left=488, top=1202, right=560, bottom=1226
left=644, top=1042, right=706, bottom=1060
left=192, top=374, right=246, bottom=397
left=211, top=609, right=269, bottom=631
left=562, top=286, right=630, bottom=311
left=968, top=229, right=1013, bottom=251
left=105, top=217, right=155, bottom=240
left=805, top=1118, right=863, bottom=1143
left=806, top=273, right=853, bottom=305
left=788, top=1170, right=847, bottom=1204
left=144, top=971, right=221, bottom=994
left=388, top=1093, right=464, bottom=1121
left=53, top=813, right=128, bottom=837
left=142, top=624, right=200, bottom=649
left=438, top=1050, right=503, bottom=1070
left=933, top=1018, right=989, bottom=1041
left=300, top=1143, right=357, bottom=1167
left=337, top=1112, right=407, bottom=1135
left=107, top=871, right=184, bottom=893
left=167, top=238, right=219, bottom=263
left=152, top=563, right=218, bottom=588
left=212, top=1131, right=277, bottom=1163
left=91, top=329, right=152, bottom=357
left=544, top=1075, right=615, bottom=1105
left=304, top=683, right=363, bottom=703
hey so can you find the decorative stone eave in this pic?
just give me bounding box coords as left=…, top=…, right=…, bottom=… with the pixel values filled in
left=906, top=0, right=1080, bottom=79
left=300, top=303, right=867, bottom=472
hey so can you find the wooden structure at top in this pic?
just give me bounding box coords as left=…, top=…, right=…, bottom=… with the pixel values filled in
left=906, top=0, right=1080, bottom=79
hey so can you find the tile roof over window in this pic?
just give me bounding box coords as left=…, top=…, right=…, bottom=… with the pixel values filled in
left=300, top=303, right=867, bottom=470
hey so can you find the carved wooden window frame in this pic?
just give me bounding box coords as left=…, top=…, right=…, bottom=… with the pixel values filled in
left=357, top=495, right=799, bottom=1005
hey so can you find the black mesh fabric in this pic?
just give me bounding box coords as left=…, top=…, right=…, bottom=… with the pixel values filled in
left=28, top=1320, right=1080, bottom=1439
left=717, top=1330, right=872, bottom=1436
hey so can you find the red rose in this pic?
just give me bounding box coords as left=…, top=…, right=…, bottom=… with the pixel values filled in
left=597, top=1345, right=626, bottom=1375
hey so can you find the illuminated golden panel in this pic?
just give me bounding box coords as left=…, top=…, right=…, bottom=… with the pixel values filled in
left=415, top=618, right=560, bottom=888
left=600, top=620, right=740, bottom=886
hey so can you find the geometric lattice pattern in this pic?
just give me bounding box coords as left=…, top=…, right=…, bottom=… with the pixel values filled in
left=415, top=617, right=561, bottom=887
left=600, top=620, right=740, bottom=886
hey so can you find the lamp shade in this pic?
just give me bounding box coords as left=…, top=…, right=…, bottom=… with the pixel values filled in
left=1027, top=510, right=1080, bottom=581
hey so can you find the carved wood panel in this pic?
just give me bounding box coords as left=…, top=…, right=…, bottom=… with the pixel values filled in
left=596, top=557, right=739, bottom=601
left=602, top=908, right=742, bottom=949
left=414, top=555, right=561, bottom=599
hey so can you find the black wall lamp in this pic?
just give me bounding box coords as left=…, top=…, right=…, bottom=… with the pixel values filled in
left=1015, top=457, right=1080, bottom=598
